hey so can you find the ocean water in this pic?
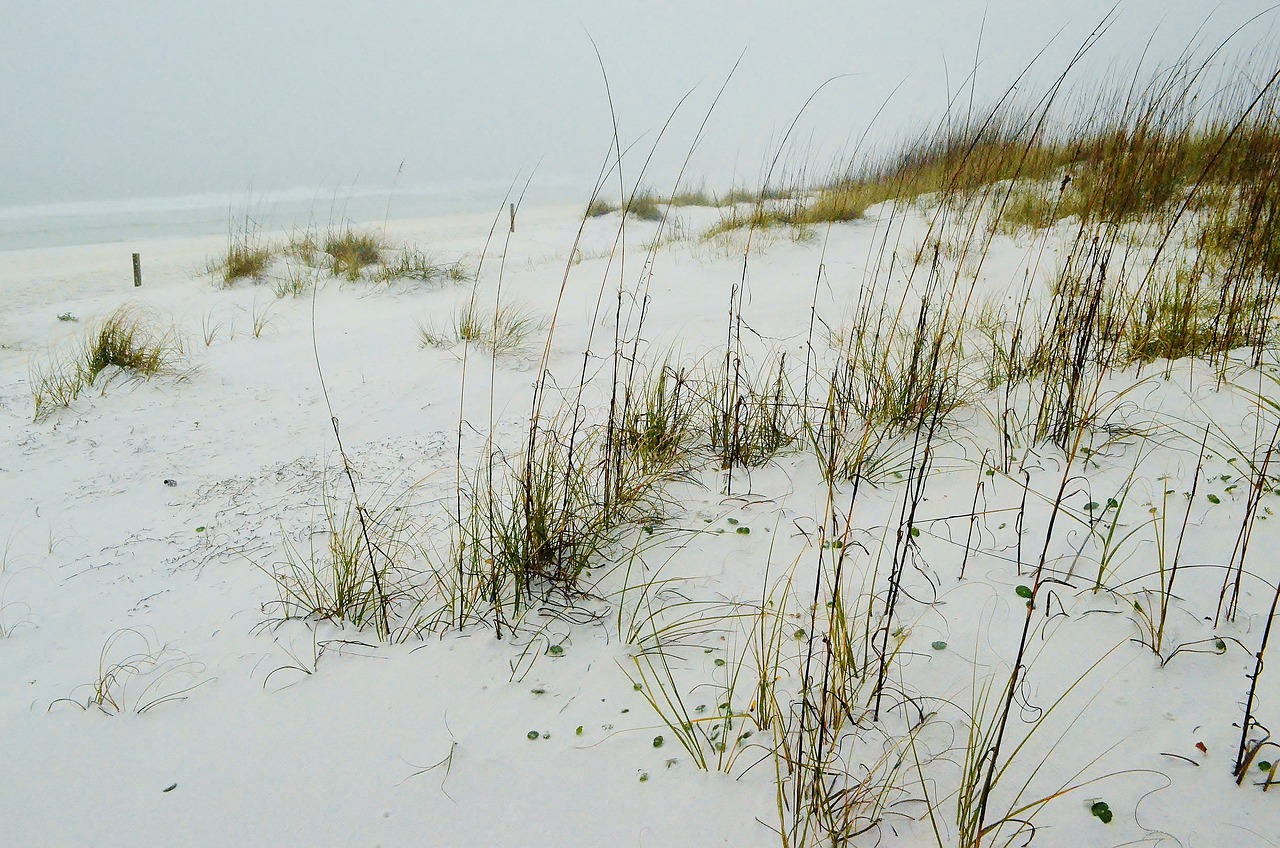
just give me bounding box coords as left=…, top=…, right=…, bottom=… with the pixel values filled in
left=0, top=179, right=582, bottom=252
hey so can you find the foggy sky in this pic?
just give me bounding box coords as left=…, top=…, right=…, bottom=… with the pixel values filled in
left=3, top=1, right=1277, bottom=207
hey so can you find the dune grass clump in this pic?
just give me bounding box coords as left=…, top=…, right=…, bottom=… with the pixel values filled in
left=812, top=306, right=968, bottom=483
left=711, top=354, right=800, bottom=470
left=799, top=185, right=871, bottom=223
left=210, top=222, right=273, bottom=286
left=448, top=408, right=680, bottom=630
left=586, top=198, right=619, bottom=217
left=703, top=203, right=805, bottom=240
left=720, top=185, right=796, bottom=206
left=31, top=305, right=182, bottom=420
left=82, top=309, right=176, bottom=378
left=323, top=227, right=385, bottom=280
left=705, top=186, right=864, bottom=236
left=374, top=247, right=472, bottom=285
left=589, top=189, right=722, bottom=220
left=417, top=300, right=542, bottom=357
left=625, top=191, right=664, bottom=221
left=665, top=188, right=717, bottom=207
left=1125, top=267, right=1255, bottom=364
left=266, top=493, right=414, bottom=639
left=220, top=242, right=273, bottom=284
left=614, top=361, right=707, bottom=476
left=284, top=229, right=323, bottom=267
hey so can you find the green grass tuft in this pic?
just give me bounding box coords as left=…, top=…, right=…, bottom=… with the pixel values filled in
left=324, top=228, right=385, bottom=280
left=31, top=305, right=183, bottom=420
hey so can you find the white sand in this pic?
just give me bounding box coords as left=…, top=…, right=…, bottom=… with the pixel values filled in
left=0, top=201, right=1277, bottom=846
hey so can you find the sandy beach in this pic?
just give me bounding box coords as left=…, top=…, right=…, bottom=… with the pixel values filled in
left=8, top=3, right=1280, bottom=842
left=0, top=180, right=1278, bottom=845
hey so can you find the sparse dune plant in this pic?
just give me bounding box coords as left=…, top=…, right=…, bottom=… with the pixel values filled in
left=375, top=247, right=472, bottom=285
left=284, top=228, right=322, bottom=267
left=624, top=190, right=664, bottom=221
left=615, top=359, right=706, bottom=476
left=417, top=300, right=541, bottom=357
left=586, top=197, right=619, bottom=218
left=323, top=227, right=385, bottom=280
left=210, top=217, right=273, bottom=285
left=50, top=628, right=206, bottom=715
left=265, top=492, right=414, bottom=639
left=31, top=305, right=183, bottom=420
left=449, top=418, right=673, bottom=630
left=711, top=353, right=800, bottom=471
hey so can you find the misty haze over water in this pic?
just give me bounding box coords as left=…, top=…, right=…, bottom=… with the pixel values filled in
left=4, top=2, right=1278, bottom=250
left=0, top=178, right=591, bottom=251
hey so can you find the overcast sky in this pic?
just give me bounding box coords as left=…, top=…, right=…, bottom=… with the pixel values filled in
left=2, top=1, right=1277, bottom=207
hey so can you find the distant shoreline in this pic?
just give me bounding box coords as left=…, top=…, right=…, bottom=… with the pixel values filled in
left=0, top=179, right=586, bottom=252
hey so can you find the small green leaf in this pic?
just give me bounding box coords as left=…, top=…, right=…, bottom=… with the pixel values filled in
left=695, top=704, right=707, bottom=713
left=1090, top=801, right=1110, bottom=815
left=1207, top=494, right=1221, bottom=504
left=736, top=526, right=750, bottom=535
left=1215, top=639, right=1227, bottom=653
left=576, top=725, right=584, bottom=736
left=909, top=526, right=920, bottom=538
left=652, top=736, right=664, bottom=748
left=714, top=658, right=726, bottom=667
left=1015, top=585, right=1033, bottom=599
left=1085, top=501, right=1099, bottom=511
left=531, top=688, right=546, bottom=695
left=527, top=731, right=540, bottom=740
left=547, top=644, right=564, bottom=656
left=931, top=640, right=948, bottom=651
left=726, top=517, right=739, bottom=525
left=639, top=772, right=649, bottom=782
left=1259, top=760, right=1273, bottom=772
left=1097, top=809, right=1113, bottom=824
left=195, top=526, right=206, bottom=533
left=633, top=683, right=643, bottom=691
left=794, top=629, right=806, bottom=640
left=1106, top=498, right=1119, bottom=508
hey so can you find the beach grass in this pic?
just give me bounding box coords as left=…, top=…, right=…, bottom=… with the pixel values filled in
left=31, top=305, right=182, bottom=420
left=94, top=27, right=1280, bottom=845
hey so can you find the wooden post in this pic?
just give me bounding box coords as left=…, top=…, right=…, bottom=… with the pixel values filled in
left=132, top=253, right=142, bottom=287
left=509, top=202, right=516, bottom=234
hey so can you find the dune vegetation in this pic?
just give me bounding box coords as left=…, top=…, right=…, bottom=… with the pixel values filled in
left=235, top=43, right=1280, bottom=845
left=12, top=29, right=1280, bottom=848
